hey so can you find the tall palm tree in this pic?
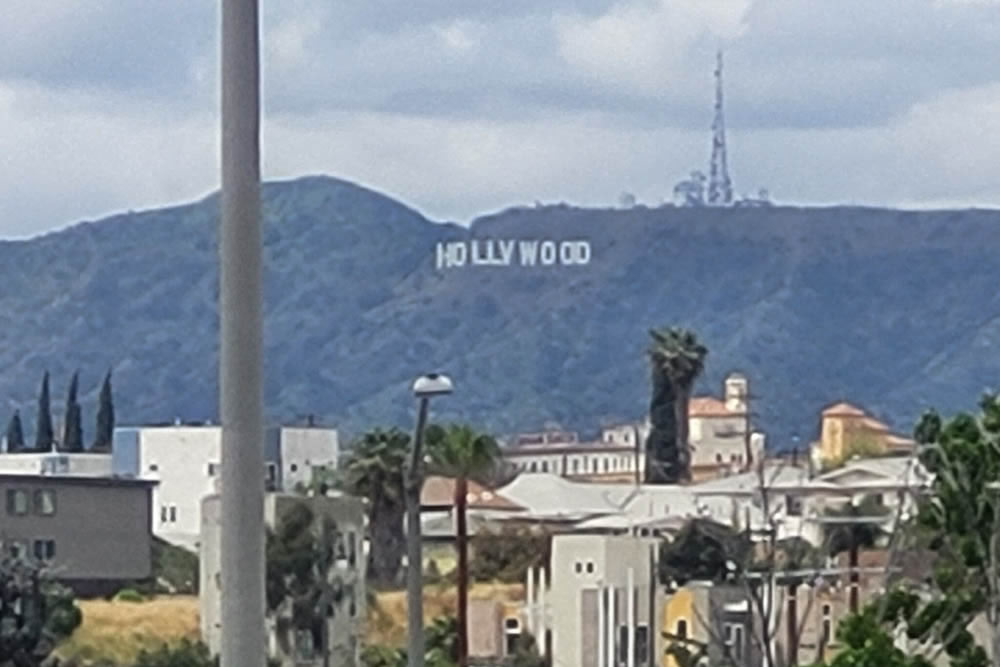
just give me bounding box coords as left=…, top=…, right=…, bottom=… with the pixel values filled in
left=426, top=424, right=500, bottom=667
left=341, top=428, right=410, bottom=587
left=647, top=327, right=708, bottom=483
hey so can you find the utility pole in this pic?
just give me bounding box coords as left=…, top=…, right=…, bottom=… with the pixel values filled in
left=219, top=1, right=265, bottom=666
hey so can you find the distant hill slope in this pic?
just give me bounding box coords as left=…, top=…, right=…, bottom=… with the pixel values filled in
left=1, top=175, right=998, bottom=447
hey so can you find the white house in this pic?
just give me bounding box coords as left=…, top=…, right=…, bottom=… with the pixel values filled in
left=112, top=423, right=339, bottom=550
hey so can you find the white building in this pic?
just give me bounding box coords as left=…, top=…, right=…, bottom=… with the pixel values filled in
left=200, top=492, right=366, bottom=666
left=501, top=373, right=764, bottom=484
left=502, top=430, right=644, bottom=481
left=686, top=373, right=766, bottom=480
left=112, top=424, right=339, bottom=550
left=548, top=534, right=662, bottom=667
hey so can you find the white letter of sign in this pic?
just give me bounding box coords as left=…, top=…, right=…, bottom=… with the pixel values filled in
left=520, top=241, right=538, bottom=266
left=540, top=241, right=557, bottom=265
left=451, top=242, right=468, bottom=267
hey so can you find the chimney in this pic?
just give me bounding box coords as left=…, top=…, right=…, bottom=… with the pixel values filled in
left=724, top=373, right=748, bottom=413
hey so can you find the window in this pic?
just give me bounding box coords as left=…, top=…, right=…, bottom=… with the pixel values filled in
left=207, top=462, right=218, bottom=477
left=6, top=489, right=28, bottom=515
left=504, top=617, right=522, bottom=656
left=786, top=494, right=803, bottom=517
left=634, top=625, right=649, bottom=663
left=34, top=489, right=56, bottom=516
left=618, top=625, right=629, bottom=663
left=529, top=462, right=537, bottom=473
left=716, top=453, right=723, bottom=463
left=290, top=463, right=298, bottom=473
left=347, top=531, right=357, bottom=567
left=168, top=505, right=177, bottom=523
left=676, top=619, right=688, bottom=640
left=585, top=560, right=595, bottom=574
left=160, top=505, right=168, bottom=523
left=8, top=541, right=26, bottom=560
left=148, top=463, right=159, bottom=472
left=541, top=461, right=548, bottom=473
left=265, top=463, right=277, bottom=488
left=348, top=584, right=357, bottom=617
left=572, top=459, right=579, bottom=474
left=725, top=623, right=744, bottom=662
left=293, top=630, right=316, bottom=660
left=574, top=561, right=583, bottom=574
left=821, top=603, right=833, bottom=645
left=33, top=539, right=55, bottom=561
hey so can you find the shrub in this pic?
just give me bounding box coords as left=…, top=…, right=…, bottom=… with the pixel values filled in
left=114, top=588, right=145, bottom=603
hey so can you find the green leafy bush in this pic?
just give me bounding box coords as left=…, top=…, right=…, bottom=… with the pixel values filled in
left=113, top=588, right=145, bottom=603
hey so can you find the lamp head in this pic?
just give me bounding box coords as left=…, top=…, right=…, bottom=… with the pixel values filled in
left=412, top=373, right=454, bottom=398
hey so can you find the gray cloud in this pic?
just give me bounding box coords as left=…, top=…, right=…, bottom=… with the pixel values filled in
left=1, top=0, right=999, bottom=237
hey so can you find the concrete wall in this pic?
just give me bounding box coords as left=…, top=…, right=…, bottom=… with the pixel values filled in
left=0, top=475, right=153, bottom=587
left=0, top=452, right=112, bottom=477
left=550, top=535, right=660, bottom=667
left=201, top=492, right=366, bottom=666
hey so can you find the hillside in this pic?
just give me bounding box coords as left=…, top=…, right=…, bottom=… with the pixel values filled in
left=1, top=175, right=998, bottom=446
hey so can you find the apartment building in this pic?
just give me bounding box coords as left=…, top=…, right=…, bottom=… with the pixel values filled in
left=112, top=423, right=338, bottom=550
left=0, top=473, right=155, bottom=596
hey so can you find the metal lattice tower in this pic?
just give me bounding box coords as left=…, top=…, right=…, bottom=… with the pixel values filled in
left=708, top=50, right=733, bottom=206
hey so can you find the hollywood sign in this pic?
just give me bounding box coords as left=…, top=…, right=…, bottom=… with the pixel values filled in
left=435, top=239, right=591, bottom=269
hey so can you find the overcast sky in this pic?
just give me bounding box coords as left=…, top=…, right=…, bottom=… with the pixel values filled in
left=2, top=0, right=999, bottom=238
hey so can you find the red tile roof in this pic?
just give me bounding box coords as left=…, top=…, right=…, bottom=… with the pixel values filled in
left=688, top=397, right=733, bottom=417
left=822, top=402, right=867, bottom=417
left=421, top=476, right=524, bottom=511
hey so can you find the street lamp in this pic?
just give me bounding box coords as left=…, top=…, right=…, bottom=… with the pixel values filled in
left=405, top=373, right=453, bottom=667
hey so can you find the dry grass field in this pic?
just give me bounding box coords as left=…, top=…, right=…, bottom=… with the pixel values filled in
left=55, top=584, right=523, bottom=665
left=55, top=596, right=201, bottom=665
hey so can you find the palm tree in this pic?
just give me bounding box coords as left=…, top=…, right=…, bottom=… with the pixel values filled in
left=823, top=495, right=887, bottom=613
left=647, top=327, right=708, bottom=483
left=426, top=424, right=500, bottom=667
left=341, top=428, right=410, bottom=587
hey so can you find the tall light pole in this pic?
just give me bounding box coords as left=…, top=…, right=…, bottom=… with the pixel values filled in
left=405, top=374, right=454, bottom=667
left=219, top=1, right=265, bottom=666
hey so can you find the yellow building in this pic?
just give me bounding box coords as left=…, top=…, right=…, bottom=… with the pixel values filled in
left=812, top=402, right=914, bottom=468
left=661, top=583, right=755, bottom=667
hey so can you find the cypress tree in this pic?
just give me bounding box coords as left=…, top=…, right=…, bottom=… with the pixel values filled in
left=5, top=411, right=25, bottom=453
left=62, top=371, right=83, bottom=453
left=35, top=372, right=54, bottom=453
left=92, top=370, right=114, bottom=453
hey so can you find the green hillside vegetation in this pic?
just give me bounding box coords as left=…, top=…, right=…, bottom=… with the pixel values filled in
left=0, top=176, right=997, bottom=444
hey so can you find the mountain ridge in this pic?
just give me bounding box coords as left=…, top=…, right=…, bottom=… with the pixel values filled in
left=1, top=174, right=998, bottom=447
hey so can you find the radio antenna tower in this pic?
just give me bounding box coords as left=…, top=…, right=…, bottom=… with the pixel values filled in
left=708, top=50, right=733, bottom=206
